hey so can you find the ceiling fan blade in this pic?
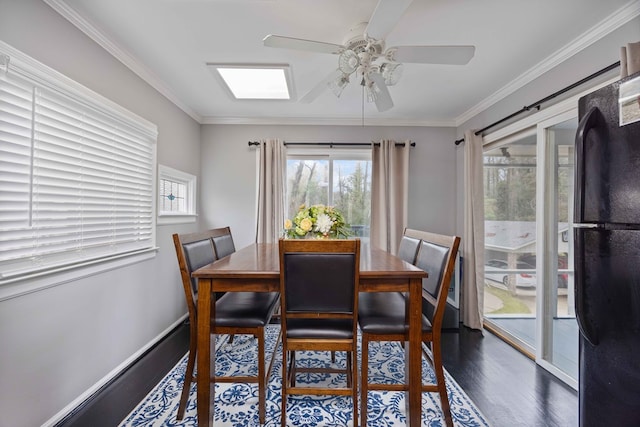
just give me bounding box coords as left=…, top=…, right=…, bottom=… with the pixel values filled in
left=300, top=69, right=343, bottom=103
left=389, top=45, right=476, bottom=65
left=368, top=72, right=394, bottom=112
left=365, top=0, right=413, bottom=40
left=263, top=35, right=344, bottom=55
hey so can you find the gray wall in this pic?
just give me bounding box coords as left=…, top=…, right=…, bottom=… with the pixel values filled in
left=0, top=1, right=201, bottom=426
left=200, top=124, right=458, bottom=248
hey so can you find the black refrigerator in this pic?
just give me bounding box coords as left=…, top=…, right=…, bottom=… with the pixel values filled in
left=574, top=72, right=640, bottom=427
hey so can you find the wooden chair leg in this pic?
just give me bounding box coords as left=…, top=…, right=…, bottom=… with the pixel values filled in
left=257, top=327, right=266, bottom=425
left=346, top=353, right=352, bottom=388
left=281, top=344, right=288, bottom=427
left=352, top=347, right=359, bottom=427
left=432, top=341, right=453, bottom=427
left=331, top=351, right=336, bottom=363
left=177, top=328, right=197, bottom=420
left=361, top=334, right=369, bottom=427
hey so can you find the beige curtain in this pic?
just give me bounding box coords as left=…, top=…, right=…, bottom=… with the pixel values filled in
left=462, top=130, right=485, bottom=330
left=370, top=139, right=410, bottom=254
left=255, top=139, right=286, bottom=243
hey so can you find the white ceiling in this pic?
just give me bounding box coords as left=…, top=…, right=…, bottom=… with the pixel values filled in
left=48, top=0, right=637, bottom=126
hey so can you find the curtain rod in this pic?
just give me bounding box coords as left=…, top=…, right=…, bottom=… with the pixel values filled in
left=454, top=61, right=620, bottom=146
left=248, top=141, right=415, bottom=147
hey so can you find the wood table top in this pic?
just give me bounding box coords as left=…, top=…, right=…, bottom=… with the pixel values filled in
left=192, top=242, right=426, bottom=279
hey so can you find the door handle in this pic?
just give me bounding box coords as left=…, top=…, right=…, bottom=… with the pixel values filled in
left=574, top=106, right=600, bottom=224
left=574, top=228, right=598, bottom=345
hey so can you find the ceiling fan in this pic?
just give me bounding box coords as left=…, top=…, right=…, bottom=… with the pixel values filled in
left=263, top=0, right=475, bottom=112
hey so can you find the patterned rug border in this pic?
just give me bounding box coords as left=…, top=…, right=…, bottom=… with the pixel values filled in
left=119, top=325, right=491, bottom=426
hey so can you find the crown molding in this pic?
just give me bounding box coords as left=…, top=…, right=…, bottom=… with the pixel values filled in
left=200, top=115, right=456, bottom=127
left=454, top=0, right=640, bottom=127
left=43, top=0, right=203, bottom=124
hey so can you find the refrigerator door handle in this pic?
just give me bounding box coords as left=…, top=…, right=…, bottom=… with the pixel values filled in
left=574, top=106, right=600, bottom=223
left=574, top=228, right=599, bottom=345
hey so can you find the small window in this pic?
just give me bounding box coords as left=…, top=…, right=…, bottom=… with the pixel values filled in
left=157, top=165, right=197, bottom=224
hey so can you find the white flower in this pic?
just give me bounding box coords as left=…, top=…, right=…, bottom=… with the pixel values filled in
left=314, top=213, right=334, bottom=234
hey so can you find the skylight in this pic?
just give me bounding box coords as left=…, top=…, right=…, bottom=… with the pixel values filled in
left=208, top=64, right=292, bottom=100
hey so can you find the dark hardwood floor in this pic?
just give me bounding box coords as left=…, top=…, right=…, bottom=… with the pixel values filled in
left=441, top=327, right=578, bottom=427
left=55, top=322, right=578, bottom=427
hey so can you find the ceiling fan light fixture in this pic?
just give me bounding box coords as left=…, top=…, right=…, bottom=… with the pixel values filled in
left=365, top=80, right=380, bottom=103
left=328, top=74, right=350, bottom=98
left=262, top=0, right=475, bottom=112
left=380, top=62, right=403, bottom=86
left=338, top=50, right=360, bottom=74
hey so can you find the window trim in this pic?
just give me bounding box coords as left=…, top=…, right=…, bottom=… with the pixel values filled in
left=0, top=41, right=158, bottom=291
left=157, top=165, right=197, bottom=225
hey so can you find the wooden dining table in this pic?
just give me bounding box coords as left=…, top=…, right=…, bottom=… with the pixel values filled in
left=191, top=242, right=427, bottom=426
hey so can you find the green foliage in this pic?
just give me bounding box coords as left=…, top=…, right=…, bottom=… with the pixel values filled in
left=333, top=162, right=370, bottom=227
left=485, top=286, right=532, bottom=315
left=484, top=155, right=536, bottom=221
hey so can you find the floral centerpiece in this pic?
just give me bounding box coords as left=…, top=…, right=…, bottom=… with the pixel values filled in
left=284, top=204, right=351, bottom=239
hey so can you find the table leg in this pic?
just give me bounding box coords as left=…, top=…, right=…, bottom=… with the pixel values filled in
left=405, top=278, right=422, bottom=426
left=197, top=278, right=214, bottom=427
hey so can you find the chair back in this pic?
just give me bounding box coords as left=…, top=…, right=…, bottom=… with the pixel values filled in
left=212, top=227, right=236, bottom=259
left=172, top=227, right=236, bottom=315
left=279, top=238, right=360, bottom=320
left=410, top=231, right=460, bottom=330
left=397, top=234, right=421, bottom=264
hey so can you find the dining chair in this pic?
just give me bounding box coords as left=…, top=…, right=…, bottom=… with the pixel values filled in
left=358, top=230, right=460, bottom=427
left=172, top=228, right=280, bottom=423
left=278, top=238, right=361, bottom=427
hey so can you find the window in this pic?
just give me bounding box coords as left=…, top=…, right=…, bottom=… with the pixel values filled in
left=285, top=148, right=371, bottom=238
left=0, top=45, right=157, bottom=283
left=157, top=165, right=196, bottom=224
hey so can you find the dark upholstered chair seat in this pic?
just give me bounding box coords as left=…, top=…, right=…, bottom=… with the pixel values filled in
left=214, top=291, right=279, bottom=328
left=358, top=292, right=431, bottom=335
left=285, top=318, right=354, bottom=339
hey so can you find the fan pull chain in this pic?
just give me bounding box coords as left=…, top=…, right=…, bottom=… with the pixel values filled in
left=361, top=79, right=365, bottom=127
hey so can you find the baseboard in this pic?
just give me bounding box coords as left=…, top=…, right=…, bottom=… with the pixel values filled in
left=45, top=313, right=188, bottom=427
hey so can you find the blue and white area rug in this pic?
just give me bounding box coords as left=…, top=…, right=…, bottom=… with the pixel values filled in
left=119, top=325, right=490, bottom=426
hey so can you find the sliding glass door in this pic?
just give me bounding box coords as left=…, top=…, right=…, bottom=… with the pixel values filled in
left=481, top=107, right=579, bottom=389
left=537, top=113, right=578, bottom=386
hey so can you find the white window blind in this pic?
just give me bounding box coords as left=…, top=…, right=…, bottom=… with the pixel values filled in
left=0, top=48, right=157, bottom=281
